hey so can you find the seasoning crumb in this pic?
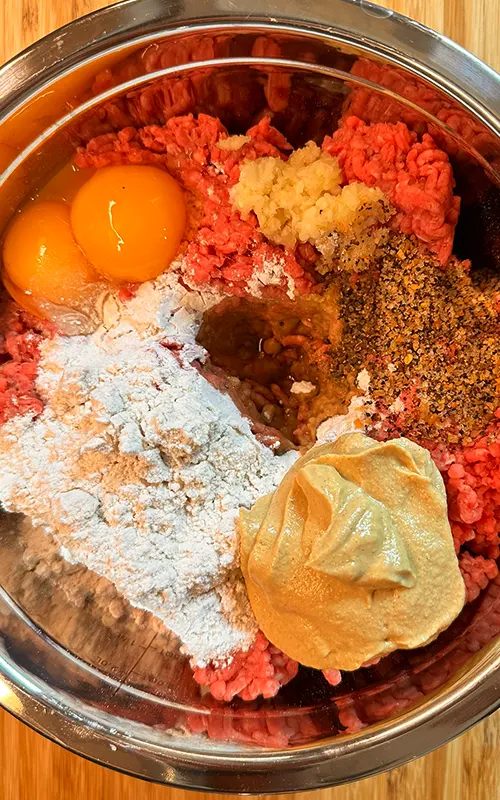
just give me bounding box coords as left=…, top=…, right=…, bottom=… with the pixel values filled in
left=329, top=234, right=500, bottom=442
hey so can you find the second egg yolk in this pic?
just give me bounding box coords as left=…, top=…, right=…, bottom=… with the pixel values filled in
left=3, top=200, right=100, bottom=315
left=70, top=165, right=186, bottom=283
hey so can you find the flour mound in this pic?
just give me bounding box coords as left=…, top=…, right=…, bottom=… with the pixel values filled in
left=0, top=282, right=297, bottom=666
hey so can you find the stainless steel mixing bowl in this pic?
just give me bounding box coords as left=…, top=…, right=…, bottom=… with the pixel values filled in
left=0, top=0, right=500, bottom=792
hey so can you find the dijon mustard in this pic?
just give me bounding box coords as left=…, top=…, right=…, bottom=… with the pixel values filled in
left=239, top=433, right=465, bottom=671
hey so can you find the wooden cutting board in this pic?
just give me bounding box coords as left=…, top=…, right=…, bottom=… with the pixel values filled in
left=0, top=1, right=499, bottom=798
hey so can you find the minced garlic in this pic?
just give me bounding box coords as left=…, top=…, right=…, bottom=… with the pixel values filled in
left=231, top=141, right=391, bottom=270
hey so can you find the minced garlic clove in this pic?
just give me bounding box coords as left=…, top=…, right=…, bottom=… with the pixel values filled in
left=230, top=141, right=392, bottom=267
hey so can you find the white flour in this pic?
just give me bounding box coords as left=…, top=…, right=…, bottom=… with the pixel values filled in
left=245, top=253, right=297, bottom=300
left=0, top=276, right=297, bottom=666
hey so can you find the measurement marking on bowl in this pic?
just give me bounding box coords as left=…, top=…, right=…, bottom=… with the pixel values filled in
left=110, top=633, right=158, bottom=696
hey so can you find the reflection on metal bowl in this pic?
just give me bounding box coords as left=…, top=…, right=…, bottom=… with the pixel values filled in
left=0, top=0, right=499, bottom=792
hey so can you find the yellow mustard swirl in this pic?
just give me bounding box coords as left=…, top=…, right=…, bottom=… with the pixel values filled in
left=239, top=433, right=465, bottom=671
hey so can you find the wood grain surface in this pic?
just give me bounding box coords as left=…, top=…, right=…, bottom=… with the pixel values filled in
left=1, top=1, right=499, bottom=798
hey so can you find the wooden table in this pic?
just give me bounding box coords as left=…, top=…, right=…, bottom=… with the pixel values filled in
left=1, top=1, right=499, bottom=798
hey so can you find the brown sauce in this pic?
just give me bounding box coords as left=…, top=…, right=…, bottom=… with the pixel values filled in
left=197, top=288, right=351, bottom=447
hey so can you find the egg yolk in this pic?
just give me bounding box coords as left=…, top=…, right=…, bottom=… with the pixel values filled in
left=2, top=200, right=100, bottom=315
left=70, top=165, right=186, bottom=283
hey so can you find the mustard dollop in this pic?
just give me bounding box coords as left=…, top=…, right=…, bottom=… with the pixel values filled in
left=239, top=433, right=465, bottom=671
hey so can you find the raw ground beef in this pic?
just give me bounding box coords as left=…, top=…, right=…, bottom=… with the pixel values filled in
left=459, top=552, right=498, bottom=602
left=323, top=115, right=460, bottom=264
left=192, top=632, right=298, bottom=702
left=77, top=34, right=290, bottom=143
left=186, top=695, right=325, bottom=749
left=75, top=114, right=313, bottom=298
left=322, top=669, right=342, bottom=687
left=0, top=301, right=48, bottom=424
left=76, top=34, right=233, bottom=141
left=427, top=431, right=500, bottom=598
left=345, top=58, right=500, bottom=164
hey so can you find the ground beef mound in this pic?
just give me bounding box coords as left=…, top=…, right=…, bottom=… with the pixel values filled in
left=75, top=114, right=313, bottom=298
left=323, top=115, right=460, bottom=264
